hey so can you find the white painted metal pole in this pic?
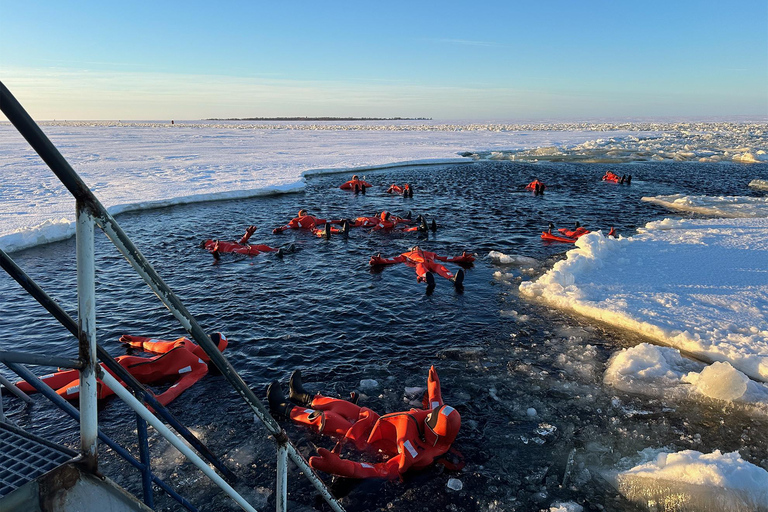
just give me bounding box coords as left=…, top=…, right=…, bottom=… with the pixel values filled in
left=97, top=369, right=259, bottom=512
left=76, top=205, right=99, bottom=471
left=276, top=445, right=288, bottom=512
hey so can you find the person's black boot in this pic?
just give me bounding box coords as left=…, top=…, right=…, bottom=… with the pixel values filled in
left=267, top=381, right=294, bottom=419
left=418, top=217, right=428, bottom=233
left=324, top=222, right=332, bottom=240
left=431, top=219, right=437, bottom=232
left=425, top=272, right=436, bottom=293
left=342, top=219, right=350, bottom=236
left=289, top=370, right=313, bottom=406
left=361, top=184, right=366, bottom=195
left=453, top=268, right=465, bottom=291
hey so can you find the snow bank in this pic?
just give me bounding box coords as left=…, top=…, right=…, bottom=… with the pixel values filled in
left=641, top=194, right=768, bottom=218
left=519, top=218, right=768, bottom=382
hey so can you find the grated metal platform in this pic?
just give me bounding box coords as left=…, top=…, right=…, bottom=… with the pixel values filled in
left=0, top=422, right=76, bottom=497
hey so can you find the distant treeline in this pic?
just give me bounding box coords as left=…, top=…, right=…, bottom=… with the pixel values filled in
left=207, top=117, right=432, bottom=121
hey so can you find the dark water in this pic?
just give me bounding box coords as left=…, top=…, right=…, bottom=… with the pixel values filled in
left=2, top=161, right=767, bottom=511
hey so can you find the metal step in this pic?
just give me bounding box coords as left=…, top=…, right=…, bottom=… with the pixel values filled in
left=0, top=422, right=76, bottom=498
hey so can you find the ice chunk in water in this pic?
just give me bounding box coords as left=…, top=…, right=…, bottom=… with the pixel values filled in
left=447, top=478, right=463, bottom=491
left=359, top=379, right=379, bottom=391
left=693, top=362, right=749, bottom=400
left=549, top=502, right=583, bottom=512
left=617, top=450, right=768, bottom=511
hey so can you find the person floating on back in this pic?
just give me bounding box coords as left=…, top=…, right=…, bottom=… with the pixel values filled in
left=602, top=171, right=630, bottom=184
left=266, top=365, right=461, bottom=480
left=525, top=179, right=546, bottom=195
left=273, top=210, right=339, bottom=234
left=14, top=333, right=228, bottom=406
left=201, top=225, right=284, bottom=260
left=339, top=175, right=373, bottom=193
left=369, top=246, right=474, bottom=292
left=312, top=220, right=350, bottom=240
left=386, top=183, right=414, bottom=197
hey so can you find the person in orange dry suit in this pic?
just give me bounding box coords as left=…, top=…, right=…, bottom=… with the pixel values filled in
left=371, top=211, right=416, bottom=231
left=267, top=366, right=461, bottom=480
left=386, top=183, right=413, bottom=197
left=525, top=179, right=546, bottom=195
left=201, top=225, right=283, bottom=259
left=339, top=175, right=373, bottom=193
left=272, top=209, right=333, bottom=234
left=14, top=333, right=228, bottom=407
left=345, top=211, right=412, bottom=229
left=369, top=246, right=474, bottom=291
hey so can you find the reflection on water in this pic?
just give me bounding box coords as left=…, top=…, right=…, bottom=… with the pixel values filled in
left=1, top=161, right=766, bottom=511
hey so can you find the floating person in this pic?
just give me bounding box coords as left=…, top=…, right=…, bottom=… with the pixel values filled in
left=369, top=246, right=474, bottom=292
left=386, top=183, right=413, bottom=197
left=370, top=212, right=433, bottom=234
left=558, top=221, right=589, bottom=238
left=602, top=171, right=630, bottom=184
left=201, top=225, right=286, bottom=259
left=525, top=179, right=546, bottom=195
left=346, top=211, right=412, bottom=229
left=312, top=220, right=351, bottom=239
left=372, top=211, right=409, bottom=231
left=266, top=366, right=460, bottom=480
left=273, top=210, right=339, bottom=234
left=339, top=175, right=373, bottom=193
left=541, top=222, right=616, bottom=243
left=14, top=333, right=228, bottom=406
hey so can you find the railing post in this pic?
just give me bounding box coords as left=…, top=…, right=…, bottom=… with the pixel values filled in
left=276, top=444, right=288, bottom=512
left=76, top=203, right=99, bottom=472
left=136, top=414, right=154, bottom=508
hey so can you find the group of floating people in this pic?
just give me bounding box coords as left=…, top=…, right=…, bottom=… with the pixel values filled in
left=524, top=176, right=621, bottom=242
left=526, top=171, right=631, bottom=195
left=200, top=174, right=471, bottom=293
left=339, top=174, right=414, bottom=198
left=10, top=172, right=633, bottom=486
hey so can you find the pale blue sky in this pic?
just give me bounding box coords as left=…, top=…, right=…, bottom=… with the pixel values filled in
left=1, top=0, right=766, bottom=120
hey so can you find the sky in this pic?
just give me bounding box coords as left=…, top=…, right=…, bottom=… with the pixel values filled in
left=1, top=0, right=767, bottom=121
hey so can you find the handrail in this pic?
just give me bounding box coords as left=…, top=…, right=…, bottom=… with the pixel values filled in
left=0, top=80, right=346, bottom=511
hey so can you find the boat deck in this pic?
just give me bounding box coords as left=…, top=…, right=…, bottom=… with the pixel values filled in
left=0, top=421, right=76, bottom=498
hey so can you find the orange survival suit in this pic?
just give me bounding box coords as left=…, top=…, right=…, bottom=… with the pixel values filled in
left=15, top=333, right=227, bottom=406
left=202, top=226, right=277, bottom=256
left=279, top=366, right=460, bottom=479
left=273, top=210, right=338, bottom=234
left=386, top=183, right=412, bottom=196
left=339, top=175, right=373, bottom=191
left=525, top=179, right=546, bottom=191
left=370, top=246, right=474, bottom=282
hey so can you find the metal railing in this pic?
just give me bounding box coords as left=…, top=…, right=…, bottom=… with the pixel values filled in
left=0, top=80, right=345, bottom=512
